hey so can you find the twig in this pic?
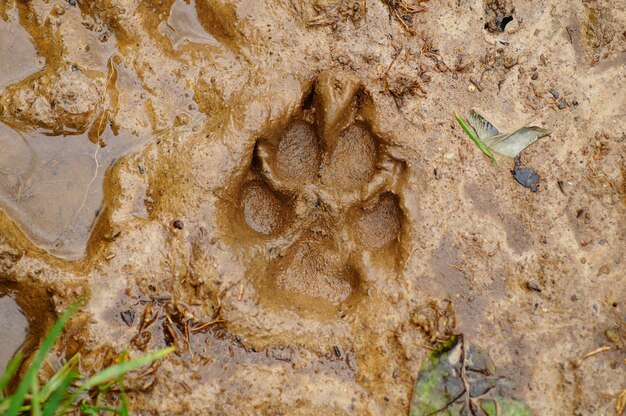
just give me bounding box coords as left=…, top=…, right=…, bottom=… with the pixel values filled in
left=381, top=47, right=403, bottom=79
left=72, top=58, right=116, bottom=223
left=616, top=389, right=626, bottom=416
left=191, top=319, right=224, bottom=333
left=571, top=345, right=612, bottom=368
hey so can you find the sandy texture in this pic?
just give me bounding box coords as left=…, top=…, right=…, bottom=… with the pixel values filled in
left=0, top=0, right=624, bottom=414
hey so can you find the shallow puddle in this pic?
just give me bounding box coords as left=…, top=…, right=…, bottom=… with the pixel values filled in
left=0, top=122, right=145, bottom=259
left=0, top=6, right=44, bottom=88
left=159, top=0, right=222, bottom=49
left=0, top=295, right=28, bottom=374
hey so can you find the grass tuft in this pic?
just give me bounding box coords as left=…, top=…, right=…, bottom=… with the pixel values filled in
left=0, top=301, right=173, bottom=416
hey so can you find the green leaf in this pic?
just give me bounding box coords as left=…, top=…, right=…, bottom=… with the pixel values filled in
left=410, top=335, right=534, bottom=416
left=410, top=336, right=464, bottom=416
left=455, top=113, right=498, bottom=167
left=480, top=397, right=534, bottom=416
left=6, top=301, right=81, bottom=416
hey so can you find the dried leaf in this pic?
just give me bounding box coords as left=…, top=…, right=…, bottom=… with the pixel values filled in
left=483, top=127, right=550, bottom=158
left=468, top=110, right=500, bottom=140
left=466, top=110, right=550, bottom=158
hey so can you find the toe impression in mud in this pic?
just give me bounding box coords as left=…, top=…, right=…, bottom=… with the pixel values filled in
left=220, top=71, right=409, bottom=317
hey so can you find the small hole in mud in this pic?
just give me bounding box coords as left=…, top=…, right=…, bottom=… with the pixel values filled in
left=498, top=15, right=513, bottom=31
left=250, top=142, right=264, bottom=171
left=301, top=85, right=315, bottom=110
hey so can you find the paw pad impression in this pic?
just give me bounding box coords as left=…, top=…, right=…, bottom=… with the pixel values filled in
left=221, top=71, right=407, bottom=317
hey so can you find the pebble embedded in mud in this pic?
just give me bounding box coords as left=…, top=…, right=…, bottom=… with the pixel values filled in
left=512, top=166, right=541, bottom=192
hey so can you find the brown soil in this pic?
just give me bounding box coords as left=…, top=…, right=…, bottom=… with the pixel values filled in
left=0, top=0, right=624, bottom=414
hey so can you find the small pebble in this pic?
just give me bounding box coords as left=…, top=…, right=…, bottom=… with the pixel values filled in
left=557, top=99, right=566, bottom=109
left=172, top=220, right=184, bottom=230
left=512, top=167, right=541, bottom=192
left=549, top=88, right=559, bottom=99
left=531, top=72, right=539, bottom=80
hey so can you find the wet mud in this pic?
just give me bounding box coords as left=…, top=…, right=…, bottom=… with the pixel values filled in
left=0, top=0, right=624, bottom=414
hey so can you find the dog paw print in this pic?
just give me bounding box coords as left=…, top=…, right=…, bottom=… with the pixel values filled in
left=222, top=71, right=407, bottom=316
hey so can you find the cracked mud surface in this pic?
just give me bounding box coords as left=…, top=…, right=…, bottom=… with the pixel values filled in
left=0, top=0, right=625, bottom=414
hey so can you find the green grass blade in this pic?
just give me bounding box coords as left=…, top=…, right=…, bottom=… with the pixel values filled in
left=6, top=301, right=80, bottom=416
left=81, top=403, right=123, bottom=414
left=30, top=374, right=42, bottom=416
left=117, top=356, right=130, bottom=416
left=80, top=404, right=103, bottom=416
left=61, top=347, right=174, bottom=413
left=39, top=354, right=79, bottom=402
left=119, top=388, right=129, bottom=416
left=0, top=352, right=23, bottom=398
left=455, top=113, right=498, bottom=167
left=42, top=369, right=79, bottom=416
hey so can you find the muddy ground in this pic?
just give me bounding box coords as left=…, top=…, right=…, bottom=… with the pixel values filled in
left=0, top=0, right=625, bottom=414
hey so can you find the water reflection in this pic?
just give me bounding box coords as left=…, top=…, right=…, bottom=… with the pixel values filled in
left=0, top=295, right=28, bottom=374
left=0, top=122, right=144, bottom=259
left=0, top=6, right=45, bottom=88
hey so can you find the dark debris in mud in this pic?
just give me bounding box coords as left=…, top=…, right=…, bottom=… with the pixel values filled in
left=120, top=309, right=135, bottom=326
left=512, top=167, right=541, bottom=192
left=382, top=0, right=429, bottom=35
left=484, top=0, right=515, bottom=33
